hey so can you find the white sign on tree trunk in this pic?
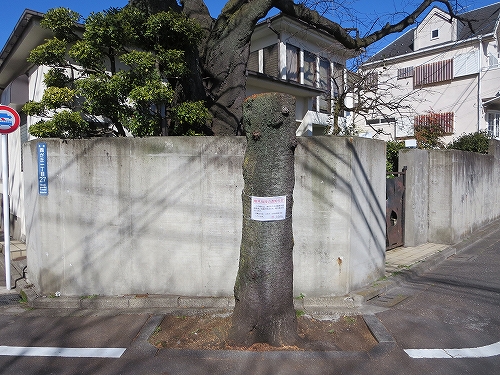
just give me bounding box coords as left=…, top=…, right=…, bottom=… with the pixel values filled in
left=251, top=196, right=287, bottom=221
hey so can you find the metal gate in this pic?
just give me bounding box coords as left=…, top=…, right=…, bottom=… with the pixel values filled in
left=386, top=166, right=406, bottom=250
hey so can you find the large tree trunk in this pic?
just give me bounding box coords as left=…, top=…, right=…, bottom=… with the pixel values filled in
left=229, top=92, right=300, bottom=347
left=201, top=0, right=273, bottom=135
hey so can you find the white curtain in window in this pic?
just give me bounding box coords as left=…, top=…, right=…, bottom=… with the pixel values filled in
left=303, top=51, right=316, bottom=87
left=286, top=44, right=299, bottom=82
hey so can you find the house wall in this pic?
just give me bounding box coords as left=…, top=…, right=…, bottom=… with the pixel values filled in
left=482, top=67, right=500, bottom=98
left=414, top=8, right=455, bottom=51
left=1, top=75, right=29, bottom=107
left=22, top=136, right=386, bottom=297
left=0, top=76, right=30, bottom=241
left=400, top=140, right=500, bottom=246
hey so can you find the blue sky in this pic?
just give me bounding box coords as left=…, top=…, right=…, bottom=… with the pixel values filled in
left=0, top=0, right=497, bottom=59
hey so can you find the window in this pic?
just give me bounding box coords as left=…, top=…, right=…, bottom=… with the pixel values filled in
left=397, top=66, right=414, bottom=79
left=263, top=44, right=279, bottom=77
left=247, top=50, right=259, bottom=73
left=454, top=51, right=478, bottom=77
left=303, top=51, right=316, bottom=87
left=364, top=72, right=378, bottom=90
left=380, top=117, right=396, bottom=123
left=431, top=29, right=439, bottom=39
left=488, top=113, right=500, bottom=138
left=414, top=59, right=453, bottom=87
left=286, top=44, right=299, bottom=82
left=332, top=62, right=344, bottom=98
left=414, top=112, right=454, bottom=134
left=366, top=118, right=396, bottom=125
left=318, top=57, right=331, bottom=113
left=488, top=53, right=499, bottom=68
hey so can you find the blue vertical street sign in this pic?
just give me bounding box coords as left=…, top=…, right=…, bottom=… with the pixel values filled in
left=37, top=142, right=48, bottom=195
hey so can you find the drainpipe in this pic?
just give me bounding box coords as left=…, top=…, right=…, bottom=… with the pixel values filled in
left=478, top=36, right=482, bottom=132
left=267, top=20, right=284, bottom=79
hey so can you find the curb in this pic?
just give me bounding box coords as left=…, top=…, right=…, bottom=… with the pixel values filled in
left=30, top=294, right=234, bottom=311
left=132, top=313, right=395, bottom=359
left=364, top=314, right=397, bottom=357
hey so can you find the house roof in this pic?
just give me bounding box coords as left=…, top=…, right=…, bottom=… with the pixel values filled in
left=368, top=2, right=500, bottom=62
left=0, top=9, right=49, bottom=93
left=253, top=13, right=361, bottom=59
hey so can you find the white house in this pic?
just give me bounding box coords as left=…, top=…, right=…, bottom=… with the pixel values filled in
left=246, top=13, right=359, bottom=135
left=357, top=2, right=500, bottom=144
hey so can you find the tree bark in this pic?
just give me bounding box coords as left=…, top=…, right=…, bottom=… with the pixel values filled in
left=201, top=0, right=273, bottom=135
left=229, top=92, right=300, bottom=347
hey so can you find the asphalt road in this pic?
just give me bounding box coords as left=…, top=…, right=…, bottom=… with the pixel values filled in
left=0, top=224, right=498, bottom=374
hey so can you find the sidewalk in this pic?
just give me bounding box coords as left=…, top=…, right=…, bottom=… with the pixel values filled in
left=385, top=242, right=449, bottom=276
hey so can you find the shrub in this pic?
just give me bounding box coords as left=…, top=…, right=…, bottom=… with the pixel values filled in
left=447, top=131, right=491, bottom=154
left=386, top=140, right=405, bottom=174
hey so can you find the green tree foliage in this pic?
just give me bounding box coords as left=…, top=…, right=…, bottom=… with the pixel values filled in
left=447, top=131, right=491, bottom=154
left=23, top=6, right=211, bottom=138
left=386, top=140, right=405, bottom=174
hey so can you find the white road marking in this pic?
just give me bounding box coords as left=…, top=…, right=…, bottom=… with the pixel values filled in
left=405, top=341, right=500, bottom=358
left=0, top=346, right=126, bottom=358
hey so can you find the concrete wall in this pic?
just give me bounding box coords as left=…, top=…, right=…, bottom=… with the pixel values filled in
left=293, top=137, right=386, bottom=296
left=400, top=140, right=500, bottom=246
left=400, top=149, right=429, bottom=247
left=23, top=136, right=386, bottom=297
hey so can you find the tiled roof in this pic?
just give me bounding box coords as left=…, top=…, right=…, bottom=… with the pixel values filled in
left=368, top=2, right=500, bottom=62
left=458, top=2, right=500, bottom=38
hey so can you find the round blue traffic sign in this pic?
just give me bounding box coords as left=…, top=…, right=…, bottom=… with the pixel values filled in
left=0, top=105, right=20, bottom=134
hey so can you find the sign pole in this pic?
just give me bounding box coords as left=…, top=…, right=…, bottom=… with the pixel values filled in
left=0, top=105, right=21, bottom=290
left=2, top=134, right=10, bottom=290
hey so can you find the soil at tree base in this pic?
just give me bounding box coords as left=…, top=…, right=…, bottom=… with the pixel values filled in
left=149, top=314, right=377, bottom=352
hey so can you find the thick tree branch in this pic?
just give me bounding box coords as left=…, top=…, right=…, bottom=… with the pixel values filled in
left=272, top=0, right=472, bottom=50
left=180, top=0, right=213, bottom=40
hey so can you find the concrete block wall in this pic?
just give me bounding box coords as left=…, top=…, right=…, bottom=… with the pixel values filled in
left=23, top=136, right=386, bottom=297
left=400, top=149, right=429, bottom=247
left=293, top=137, right=386, bottom=296
left=400, top=140, right=500, bottom=246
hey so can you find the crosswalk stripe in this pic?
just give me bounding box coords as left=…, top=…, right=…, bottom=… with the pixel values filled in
left=405, top=341, right=500, bottom=358
left=0, top=346, right=126, bottom=358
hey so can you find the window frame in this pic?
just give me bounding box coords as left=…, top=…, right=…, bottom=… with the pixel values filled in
left=414, top=59, right=453, bottom=87
left=318, top=57, right=332, bottom=114
left=414, top=112, right=454, bottom=135
left=286, top=44, right=300, bottom=82
left=303, top=51, right=316, bottom=87
left=487, top=112, right=500, bottom=138
left=262, top=44, right=279, bottom=77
